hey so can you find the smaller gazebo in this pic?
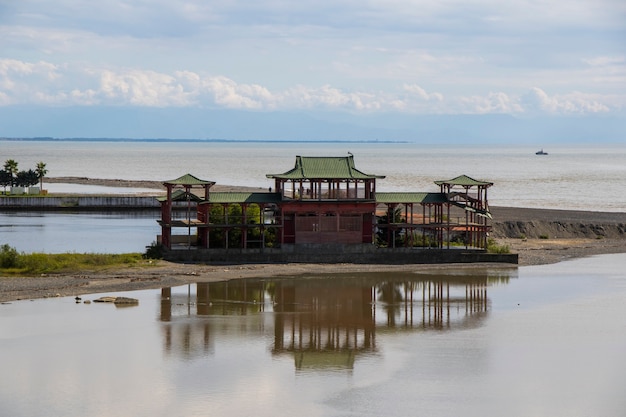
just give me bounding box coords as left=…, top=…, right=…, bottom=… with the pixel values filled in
left=158, top=174, right=215, bottom=249
left=435, top=174, right=493, bottom=249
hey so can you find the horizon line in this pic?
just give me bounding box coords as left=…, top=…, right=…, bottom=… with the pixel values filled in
left=0, top=137, right=408, bottom=144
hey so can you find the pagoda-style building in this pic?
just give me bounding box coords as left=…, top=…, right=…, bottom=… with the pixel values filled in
left=266, top=155, right=385, bottom=245
left=156, top=155, right=513, bottom=264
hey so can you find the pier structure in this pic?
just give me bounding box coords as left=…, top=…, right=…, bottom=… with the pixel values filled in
left=156, top=154, right=511, bottom=263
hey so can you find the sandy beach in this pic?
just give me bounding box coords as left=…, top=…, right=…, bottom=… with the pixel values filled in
left=1, top=177, right=625, bottom=303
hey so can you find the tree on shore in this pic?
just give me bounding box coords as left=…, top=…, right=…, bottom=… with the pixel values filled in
left=35, top=161, right=48, bottom=190
left=3, top=159, right=18, bottom=187
left=0, top=170, right=11, bottom=194
left=16, top=169, right=39, bottom=188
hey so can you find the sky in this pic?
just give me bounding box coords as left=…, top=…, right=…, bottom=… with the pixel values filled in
left=0, top=0, right=625, bottom=141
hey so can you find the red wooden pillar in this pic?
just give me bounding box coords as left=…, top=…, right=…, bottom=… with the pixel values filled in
left=223, top=204, right=229, bottom=249
left=197, top=203, right=209, bottom=248
left=161, top=184, right=173, bottom=249
left=242, top=203, right=248, bottom=249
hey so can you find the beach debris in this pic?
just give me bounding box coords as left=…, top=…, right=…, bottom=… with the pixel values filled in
left=93, top=296, right=117, bottom=303
left=114, top=297, right=139, bottom=305
left=93, top=296, right=139, bottom=305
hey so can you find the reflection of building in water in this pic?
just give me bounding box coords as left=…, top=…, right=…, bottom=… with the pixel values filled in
left=159, top=270, right=515, bottom=368
left=159, top=281, right=269, bottom=359
left=272, top=280, right=376, bottom=370
left=385, top=275, right=490, bottom=330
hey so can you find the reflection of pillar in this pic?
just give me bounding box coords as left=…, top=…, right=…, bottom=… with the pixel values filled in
left=416, top=280, right=488, bottom=329
left=466, top=281, right=488, bottom=313
left=161, top=287, right=172, bottom=322
left=161, top=287, right=172, bottom=353
left=197, top=282, right=210, bottom=315
left=273, top=283, right=375, bottom=354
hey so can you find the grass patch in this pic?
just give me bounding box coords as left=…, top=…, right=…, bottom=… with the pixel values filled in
left=0, top=244, right=144, bottom=275
left=486, top=238, right=510, bottom=254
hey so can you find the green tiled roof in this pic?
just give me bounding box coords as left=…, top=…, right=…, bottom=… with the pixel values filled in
left=267, top=155, right=385, bottom=180
left=376, top=192, right=448, bottom=204
left=434, top=175, right=493, bottom=187
left=163, top=173, right=215, bottom=186
left=201, top=192, right=283, bottom=204
left=156, top=189, right=204, bottom=202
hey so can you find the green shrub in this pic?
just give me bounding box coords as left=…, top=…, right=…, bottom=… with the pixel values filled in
left=0, top=244, right=19, bottom=268
left=539, top=234, right=549, bottom=239
left=143, top=241, right=164, bottom=259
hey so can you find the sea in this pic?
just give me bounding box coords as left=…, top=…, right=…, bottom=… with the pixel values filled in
left=3, top=139, right=626, bottom=210
left=1, top=139, right=625, bottom=253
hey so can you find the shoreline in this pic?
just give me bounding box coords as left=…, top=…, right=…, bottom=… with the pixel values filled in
left=1, top=177, right=625, bottom=303
left=2, top=236, right=625, bottom=303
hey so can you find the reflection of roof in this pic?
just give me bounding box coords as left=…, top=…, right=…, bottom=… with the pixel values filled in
left=163, top=173, right=215, bottom=186
left=376, top=192, right=448, bottom=204
left=200, top=192, right=283, bottom=204
left=267, top=156, right=385, bottom=180
left=294, top=351, right=355, bottom=370
left=434, top=175, right=493, bottom=187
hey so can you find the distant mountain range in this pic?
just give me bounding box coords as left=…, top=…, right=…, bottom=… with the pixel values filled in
left=0, top=106, right=624, bottom=144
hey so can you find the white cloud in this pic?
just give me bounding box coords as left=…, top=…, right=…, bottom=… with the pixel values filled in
left=202, top=76, right=272, bottom=109
left=584, top=56, right=625, bottom=67
left=99, top=70, right=194, bottom=107
left=0, top=59, right=59, bottom=79
left=0, top=59, right=623, bottom=116
left=403, top=84, right=444, bottom=102
left=455, top=92, right=523, bottom=114
left=521, top=87, right=613, bottom=114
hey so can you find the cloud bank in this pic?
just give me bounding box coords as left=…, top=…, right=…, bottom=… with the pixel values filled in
left=0, top=59, right=623, bottom=115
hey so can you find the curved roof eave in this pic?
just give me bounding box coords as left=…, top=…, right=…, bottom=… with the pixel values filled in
left=267, top=155, right=385, bottom=180
left=163, top=173, right=216, bottom=186
left=434, top=174, right=493, bottom=187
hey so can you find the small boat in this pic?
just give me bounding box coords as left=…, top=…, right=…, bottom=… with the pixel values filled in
left=535, top=149, right=548, bottom=155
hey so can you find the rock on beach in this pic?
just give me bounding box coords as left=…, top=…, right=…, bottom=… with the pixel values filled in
left=93, top=296, right=139, bottom=305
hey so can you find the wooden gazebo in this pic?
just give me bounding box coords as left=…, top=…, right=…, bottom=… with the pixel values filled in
left=158, top=174, right=214, bottom=249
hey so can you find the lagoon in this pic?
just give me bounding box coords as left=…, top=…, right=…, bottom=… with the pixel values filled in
left=0, top=211, right=158, bottom=254
left=1, top=253, right=625, bottom=417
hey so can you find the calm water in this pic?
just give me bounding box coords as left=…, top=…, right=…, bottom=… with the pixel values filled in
left=3, top=140, right=626, bottom=211
left=1, top=254, right=625, bottom=417
left=0, top=211, right=158, bottom=253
